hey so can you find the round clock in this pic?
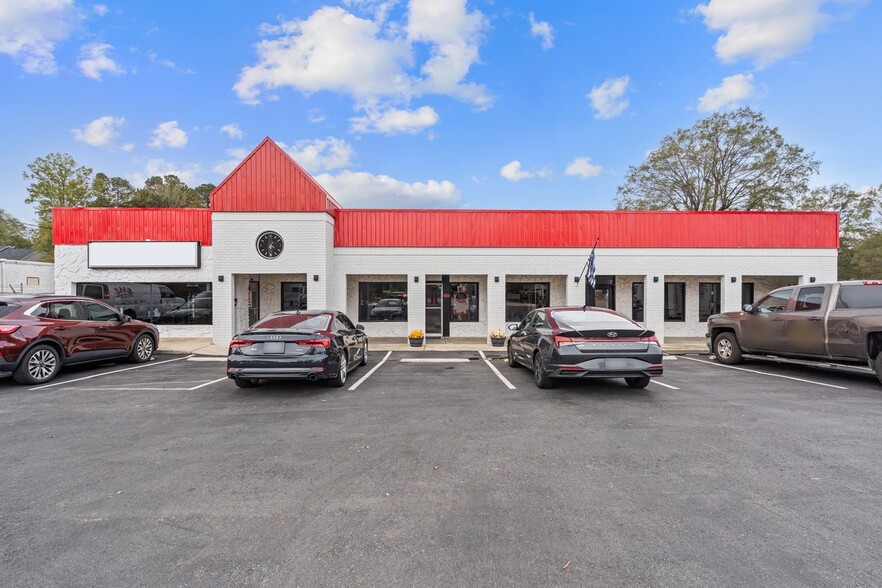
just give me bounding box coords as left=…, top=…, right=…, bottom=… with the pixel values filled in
left=256, top=231, right=284, bottom=259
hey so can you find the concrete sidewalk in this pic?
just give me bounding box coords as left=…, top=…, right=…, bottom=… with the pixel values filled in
left=158, top=336, right=709, bottom=356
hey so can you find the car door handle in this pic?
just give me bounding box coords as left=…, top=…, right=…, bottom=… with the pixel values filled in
left=808, top=317, right=822, bottom=322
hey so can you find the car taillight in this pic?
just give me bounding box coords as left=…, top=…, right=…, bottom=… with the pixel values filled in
left=229, top=339, right=254, bottom=348
left=0, top=325, right=20, bottom=335
left=552, top=335, right=573, bottom=348
left=297, top=338, right=330, bottom=347
left=640, top=336, right=660, bottom=345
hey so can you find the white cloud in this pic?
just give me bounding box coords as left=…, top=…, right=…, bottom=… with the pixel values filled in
left=587, top=76, right=630, bottom=120
left=697, top=73, right=756, bottom=112
left=308, top=108, right=326, bottom=123
left=92, top=4, right=108, bottom=16
left=71, top=115, right=125, bottom=147
left=284, top=137, right=354, bottom=172
left=212, top=148, right=249, bottom=176
left=313, top=170, right=460, bottom=207
left=219, top=123, right=244, bottom=139
left=146, top=50, right=175, bottom=68
left=694, top=0, right=840, bottom=67
left=499, top=160, right=550, bottom=182
left=528, top=12, right=554, bottom=50
left=133, top=159, right=202, bottom=186
left=0, top=0, right=81, bottom=74
left=149, top=120, right=188, bottom=149
left=342, top=0, right=401, bottom=24
left=350, top=105, right=439, bottom=134
left=78, top=42, right=124, bottom=80
left=121, top=142, right=134, bottom=152
left=565, top=157, right=603, bottom=178
left=234, top=2, right=491, bottom=111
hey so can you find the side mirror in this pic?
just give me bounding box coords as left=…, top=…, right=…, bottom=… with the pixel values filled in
left=355, top=324, right=365, bottom=331
left=742, top=304, right=753, bottom=313
left=507, top=323, right=519, bottom=331
left=120, top=315, right=132, bottom=323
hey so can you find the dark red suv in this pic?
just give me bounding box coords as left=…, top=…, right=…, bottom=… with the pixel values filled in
left=0, top=295, right=160, bottom=385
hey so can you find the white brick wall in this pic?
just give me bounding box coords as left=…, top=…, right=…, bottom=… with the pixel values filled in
left=1, top=259, right=54, bottom=295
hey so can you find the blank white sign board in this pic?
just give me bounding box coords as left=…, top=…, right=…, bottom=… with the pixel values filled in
left=88, top=241, right=201, bottom=269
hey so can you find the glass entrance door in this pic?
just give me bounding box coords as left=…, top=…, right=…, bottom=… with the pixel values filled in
left=248, top=280, right=260, bottom=326
left=425, top=283, right=443, bottom=337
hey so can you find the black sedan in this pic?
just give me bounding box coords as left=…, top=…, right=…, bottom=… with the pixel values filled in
left=227, top=310, right=367, bottom=388
left=506, top=306, right=663, bottom=389
left=368, top=298, right=406, bottom=320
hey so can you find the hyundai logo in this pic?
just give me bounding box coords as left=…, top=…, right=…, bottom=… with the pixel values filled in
left=267, top=335, right=282, bottom=340
left=607, top=332, right=619, bottom=338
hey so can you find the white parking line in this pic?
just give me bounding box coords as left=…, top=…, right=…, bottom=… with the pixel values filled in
left=348, top=351, right=392, bottom=391
left=186, top=357, right=226, bottom=362
left=28, top=355, right=195, bottom=391
left=478, top=350, right=516, bottom=390
left=680, top=356, right=848, bottom=390
left=400, top=358, right=470, bottom=363
left=187, top=377, right=229, bottom=390
left=650, top=379, right=680, bottom=390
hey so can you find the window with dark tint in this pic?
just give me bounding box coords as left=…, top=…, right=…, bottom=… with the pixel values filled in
left=254, top=313, right=331, bottom=330
left=531, top=310, right=547, bottom=328
left=281, top=282, right=307, bottom=311
left=698, top=283, right=721, bottom=322
left=742, top=282, right=755, bottom=307
left=795, top=286, right=825, bottom=312
left=505, top=282, right=550, bottom=322
left=76, top=282, right=212, bottom=325
left=632, top=282, right=644, bottom=322
left=754, top=289, right=793, bottom=314
left=35, top=301, right=84, bottom=320
left=338, top=314, right=356, bottom=330
left=664, top=283, right=686, bottom=321
left=0, top=302, right=20, bottom=318
left=83, top=302, right=120, bottom=322
left=836, top=285, right=882, bottom=309
left=449, top=282, right=478, bottom=322
left=360, top=282, right=408, bottom=322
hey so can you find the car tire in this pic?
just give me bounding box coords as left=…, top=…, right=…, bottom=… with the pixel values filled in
left=875, top=352, right=882, bottom=386
left=625, top=376, right=651, bottom=389
left=13, top=344, right=61, bottom=385
left=713, top=332, right=743, bottom=365
left=360, top=342, right=368, bottom=367
left=507, top=343, right=520, bottom=368
left=328, top=353, right=348, bottom=388
left=128, top=333, right=155, bottom=363
left=234, top=378, right=258, bottom=388
left=533, top=352, right=553, bottom=389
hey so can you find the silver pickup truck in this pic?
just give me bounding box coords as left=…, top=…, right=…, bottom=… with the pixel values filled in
left=706, top=281, right=882, bottom=384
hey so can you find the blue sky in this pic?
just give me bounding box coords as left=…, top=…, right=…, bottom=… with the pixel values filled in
left=1, top=0, right=880, bottom=223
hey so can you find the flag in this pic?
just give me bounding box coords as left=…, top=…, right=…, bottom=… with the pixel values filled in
left=587, top=241, right=597, bottom=289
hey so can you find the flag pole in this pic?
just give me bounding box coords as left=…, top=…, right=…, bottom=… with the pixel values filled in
left=575, top=237, right=600, bottom=284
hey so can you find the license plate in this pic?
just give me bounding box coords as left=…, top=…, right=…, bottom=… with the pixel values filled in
left=604, top=358, right=629, bottom=369
left=263, top=342, right=286, bottom=354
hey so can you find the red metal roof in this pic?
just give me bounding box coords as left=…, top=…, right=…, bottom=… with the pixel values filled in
left=210, top=137, right=341, bottom=213
left=53, top=208, right=212, bottom=245
left=333, top=210, right=840, bottom=249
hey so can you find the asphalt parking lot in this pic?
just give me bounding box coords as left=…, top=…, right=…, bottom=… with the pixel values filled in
left=2, top=351, right=881, bottom=587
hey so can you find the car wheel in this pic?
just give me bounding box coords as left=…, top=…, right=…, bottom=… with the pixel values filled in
left=625, top=376, right=651, bottom=389
left=328, top=353, right=348, bottom=388
left=713, top=332, right=743, bottom=365
left=533, top=352, right=553, bottom=389
left=128, top=333, right=155, bottom=363
left=234, top=378, right=258, bottom=388
left=360, top=341, right=368, bottom=366
left=13, top=344, right=61, bottom=385
left=874, top=352, right=882, bottom=386
left=507, top=343, right=520, bottom=368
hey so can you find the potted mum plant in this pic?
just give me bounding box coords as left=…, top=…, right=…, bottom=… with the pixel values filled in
left=490, top=329, right=506, bottom=347
left=408, top=329, right=424, bottom=347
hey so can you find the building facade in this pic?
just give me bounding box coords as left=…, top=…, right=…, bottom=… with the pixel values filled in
left=52, top=138, right=840, bottom=345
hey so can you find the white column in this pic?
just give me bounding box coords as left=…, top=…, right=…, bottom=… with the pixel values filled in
left=407, top=274, right=425, bottom=340
left=721, top=275, right=742, bottom=313
left=644, top=274, right=665, bottom=344
left=566, top=274, right=584, bottom=306
left=487, top=274, right=506, bottom=343
left=212, top=273, right=234, bottom=346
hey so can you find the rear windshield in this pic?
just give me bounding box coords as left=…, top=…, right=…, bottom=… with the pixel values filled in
left=551, top=310, right=639, bottom=330
left=836, top=285, right=882, bottom=310
left=252, top=313, right=331, bottom=330
left=0, top=302, right=20, bottom=319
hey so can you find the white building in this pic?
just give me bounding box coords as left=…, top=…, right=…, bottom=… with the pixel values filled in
left=53, top=138, right=839, bottom=345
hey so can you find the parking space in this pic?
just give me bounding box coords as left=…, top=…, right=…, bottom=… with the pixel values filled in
left=2, top=351, right=882, bottom=586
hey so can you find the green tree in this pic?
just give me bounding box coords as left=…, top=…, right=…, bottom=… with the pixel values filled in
left=131, top=175, right=206, bottom=208
left=0, top=209, right=33, bottom=248
left=91, top=173, right=136, bottom=207
left=850, top=232, right=882, bottom=280
left=23, top=153, right=93, bottom=259
left=188, top=183, right=215, bottom=207
left=616, top=107, right=820, bottom=211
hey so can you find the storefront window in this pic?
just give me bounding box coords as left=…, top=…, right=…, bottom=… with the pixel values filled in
left=449, top=282, right=478, bottom=322
left=664, top=282, right=685, bottom=322
left=505, top=282, right=550, bottom=322
left=359, top=282, right=408, bottom=322
left=698, top=282, right=721, bottom=321
left=281, top=282, right=307, bottom=311
left=76, top=282, right=212, bottom=324
left=632, top=282, right=644, bottom=322
left=742, top=282, right=755, bottom=307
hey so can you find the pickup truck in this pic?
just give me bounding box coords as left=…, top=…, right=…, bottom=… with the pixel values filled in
left=706, top=281, right=882, bottom=384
